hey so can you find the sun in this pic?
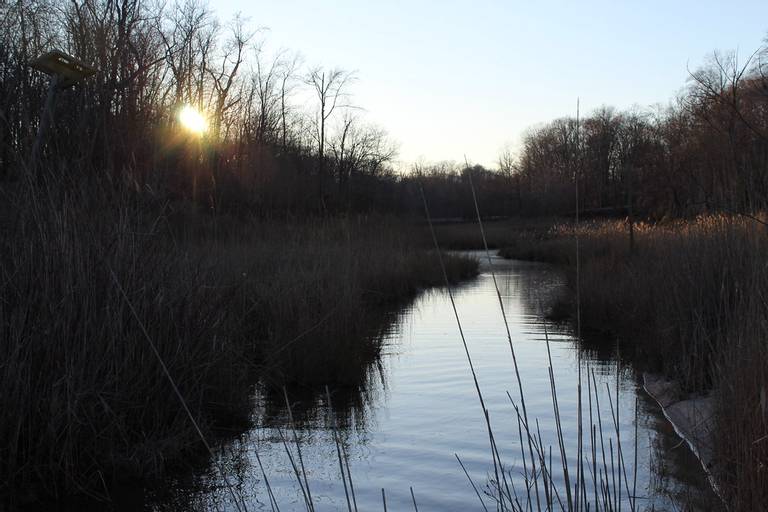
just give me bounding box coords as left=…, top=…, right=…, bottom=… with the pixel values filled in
left=178, top=104, right=208, bottom=135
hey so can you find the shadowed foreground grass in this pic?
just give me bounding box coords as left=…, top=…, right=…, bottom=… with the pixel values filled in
left=0, top=181, right=477, bottom=501
left=496, top=215, right=768, bottom=511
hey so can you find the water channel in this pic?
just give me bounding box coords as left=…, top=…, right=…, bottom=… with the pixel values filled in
left=150, top=253, right=719, bottom=511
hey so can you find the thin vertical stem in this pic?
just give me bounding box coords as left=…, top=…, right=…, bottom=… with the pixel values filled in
left=283, top=388, right=315, bottom=512
left=574, top=97, right=584, bottom=512
left=420, top=184, right=507, bottom=510
left=326, top=387, right=352, bottom=512
left=467, top=162, right=541, bottom=511
left=632, top=397, right=638, bottom=511
left=275, top=427, right=312, bottom=512
left=342, top=441, right=358, bottom=512
left=543, top=321, right=573, bottom=511
left=456, top=453, right=490, bottom=512
left=254, top=449, right=280, bottom=512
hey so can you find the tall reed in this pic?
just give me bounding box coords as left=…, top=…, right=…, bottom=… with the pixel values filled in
left=420, top=176, right=643, bottom=512
left=0, top=169, right=477, bottom=501
left=499, top=215, right=768, bottom=510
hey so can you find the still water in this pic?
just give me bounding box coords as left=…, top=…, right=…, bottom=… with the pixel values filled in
left=154, top=254, right=718, bottom=511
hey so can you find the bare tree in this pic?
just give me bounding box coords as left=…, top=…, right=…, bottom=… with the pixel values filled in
left=497, top=145, right=516, bottom=178
left=159, top=0, right=216, bottom=108
left=250, top=45, right=291, bottom=145
left=497, top=145, right=520, bottom=214
left=329, top=114, right=397, bottom=208
left=208, top=15, right=251, bottom=139
left=279, top=52, right=302, bottom=150
left=305, top=66, right=355, bottom=206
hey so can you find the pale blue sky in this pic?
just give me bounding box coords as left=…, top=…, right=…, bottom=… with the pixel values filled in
left=216, top=1, right=767, bottom=168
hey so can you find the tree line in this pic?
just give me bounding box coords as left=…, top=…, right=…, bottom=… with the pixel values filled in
left=0, top=0, right=404, bottom=216
left=502, top=46, right=768, bottom=219
left=1, top=1, right=766, bottom=221
left=415, top=43, right=768, bottom=221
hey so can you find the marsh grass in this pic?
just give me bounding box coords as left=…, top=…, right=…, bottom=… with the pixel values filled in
left=422, top=167, right=726, bottom=510
left=432, top=217, right=559, bottom=251
left=65, top=185, right=710, bottom=512
left=0, top=171, right=477, bottom=502
left=208, top=203, right=705, bottom=512
left=497, top=215, right=768, bottom=510
left=419, top=179, right=645, bottom=512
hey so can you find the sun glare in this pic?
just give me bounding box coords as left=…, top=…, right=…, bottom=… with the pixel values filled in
left=178, top=104, right=208, bottom=134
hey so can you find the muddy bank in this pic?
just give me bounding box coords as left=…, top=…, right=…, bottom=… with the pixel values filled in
left=643, top=373, right=723, bottom=502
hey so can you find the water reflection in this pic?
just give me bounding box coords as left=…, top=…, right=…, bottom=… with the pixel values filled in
left=149, top=253, right=721, bottom=511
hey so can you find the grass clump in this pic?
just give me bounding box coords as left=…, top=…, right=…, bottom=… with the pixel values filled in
left=0, top=175, right=477, bottom=501
left=432, top=217, right=559, bottom=251
left=496, top=215, right=768, bottom=510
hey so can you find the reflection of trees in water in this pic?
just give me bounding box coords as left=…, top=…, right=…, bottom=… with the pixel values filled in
left=492, top=262, right=572, bottom=330
left=144, top=261, right=723, bottom=512
left=502, top=261, right=719, bottom=511
left=257, top=306, right=404, bottom=431
left=138, top=305, right=408, bottom=511
left=257, top=367, right=381, bottom=432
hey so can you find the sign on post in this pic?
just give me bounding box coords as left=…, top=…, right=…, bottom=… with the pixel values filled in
left=31, top=50, right=97, bottom=88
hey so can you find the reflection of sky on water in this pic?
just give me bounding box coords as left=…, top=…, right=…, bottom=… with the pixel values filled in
left=152, top=253, right=721, bottom=511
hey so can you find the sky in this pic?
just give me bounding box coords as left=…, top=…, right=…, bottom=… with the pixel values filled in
left=215, top=0, right=768, bottom=169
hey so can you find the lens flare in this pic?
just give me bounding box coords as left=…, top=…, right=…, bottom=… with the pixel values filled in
left=178, top=104, right=208, bottom=134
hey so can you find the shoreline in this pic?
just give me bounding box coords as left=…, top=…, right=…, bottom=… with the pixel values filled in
left=433, top=216, right=767, bottom=510
left=643, top=373, right=725, bottom=505
left=1, top=215, right=479, bottom=506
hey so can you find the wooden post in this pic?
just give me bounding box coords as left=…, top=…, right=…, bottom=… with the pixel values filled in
left=30, top=74, right=59, bottom=173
